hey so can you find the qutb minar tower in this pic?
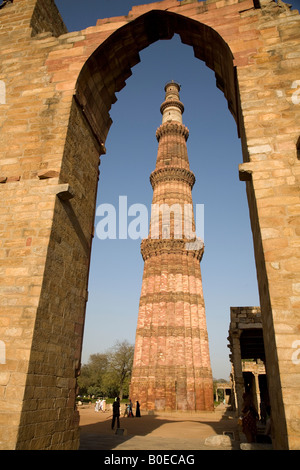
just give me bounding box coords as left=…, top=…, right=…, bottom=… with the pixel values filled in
left=130, top=81, right=214, bottom=411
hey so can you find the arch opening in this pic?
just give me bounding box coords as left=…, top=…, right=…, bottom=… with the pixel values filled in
left=75, top=10, right=241, bottom=153
left=76, top=25, right=259, bottom=384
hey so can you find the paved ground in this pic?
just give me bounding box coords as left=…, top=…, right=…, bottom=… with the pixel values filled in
left=79, top=403, right=241, bottom=450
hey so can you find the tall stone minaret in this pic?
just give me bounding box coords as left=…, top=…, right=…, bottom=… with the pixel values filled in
left=130, top=81, right=213, bottom=412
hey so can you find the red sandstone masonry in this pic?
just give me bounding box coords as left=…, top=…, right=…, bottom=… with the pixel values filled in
left=130, top=82, right=213, bottom=412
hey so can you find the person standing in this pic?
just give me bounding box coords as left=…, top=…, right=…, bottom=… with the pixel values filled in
left=111, top=397, right=120, bottom=430
left=95, top=398, right=100, bottom=412
left=242, top=391, right=258, bottom=443
left=129, top=398, right=134, bottom=417
left=136, top=401, right=141, bottom=417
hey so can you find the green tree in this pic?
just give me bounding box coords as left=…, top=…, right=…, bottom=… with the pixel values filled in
left=106, top=340, right=134, bottom=400
left=76, top=341, right=134, bottom=399
left=77, top=353, right=108, bottom=395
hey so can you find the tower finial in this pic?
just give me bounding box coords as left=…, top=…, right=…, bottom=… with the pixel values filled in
left=164, top=80, right=181, bottom=92
left=160, top=80, right=184, bottom=124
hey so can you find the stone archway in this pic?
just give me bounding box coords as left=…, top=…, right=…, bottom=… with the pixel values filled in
left=74, top=9, right=239, bottom=148
left=0, top=0, right=299, bottom=450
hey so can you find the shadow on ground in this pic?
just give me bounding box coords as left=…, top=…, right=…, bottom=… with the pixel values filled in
left=79, top=405, right=240, bottom=450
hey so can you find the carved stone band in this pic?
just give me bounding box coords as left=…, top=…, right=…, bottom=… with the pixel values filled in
left=131, top=366, right=213, bottom=380
left=135, top=326, right=206, bottom=338
left=140, top=238, right=204, bottom=261
left=156, top=122, right=189, bottom=141
left=139, top=291, right=204, bottom=306
left=160, top=99, right=184, bottom=115
left=150, top=167, right=195, bottom=189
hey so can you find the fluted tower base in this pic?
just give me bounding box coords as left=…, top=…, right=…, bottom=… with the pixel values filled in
left=130, top=240, right=213, bottom=412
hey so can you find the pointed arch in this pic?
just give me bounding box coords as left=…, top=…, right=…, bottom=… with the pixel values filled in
left=75, top=10, right=240, bottom=151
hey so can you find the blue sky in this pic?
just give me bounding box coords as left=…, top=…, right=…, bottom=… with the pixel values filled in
left=55, top=0, right=300, bottom=379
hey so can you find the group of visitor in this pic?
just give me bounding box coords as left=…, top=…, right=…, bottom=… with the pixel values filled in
left=112, top=398, right=141, bottom=430
left=124, top=399, right=141, bottom=417
left=94, top=398, right=106, bottom=412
